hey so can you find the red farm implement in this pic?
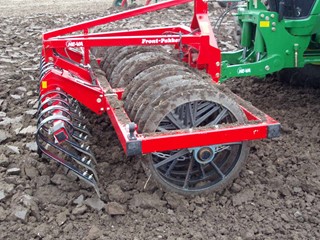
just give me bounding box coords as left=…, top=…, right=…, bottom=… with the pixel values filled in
left=37, top=0, right=281, bottom=197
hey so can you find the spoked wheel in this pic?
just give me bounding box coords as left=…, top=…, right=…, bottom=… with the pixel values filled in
left=130, top=81, right=250, bottom=195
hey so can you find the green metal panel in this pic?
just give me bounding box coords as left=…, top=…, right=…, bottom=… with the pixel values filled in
left=220, top=0, right=320, bottom=82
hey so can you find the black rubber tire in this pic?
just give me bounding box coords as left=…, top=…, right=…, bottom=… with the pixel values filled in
left=277, top=64, right=320, bottom=88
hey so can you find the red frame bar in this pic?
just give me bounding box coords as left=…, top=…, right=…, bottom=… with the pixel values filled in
left=140, top=122, right=272, bottom=154
left=43, top=0, right=192, bottom=39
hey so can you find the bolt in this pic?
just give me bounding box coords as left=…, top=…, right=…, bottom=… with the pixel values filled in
left=260, top=14, right=265, bottom=18
left=49, top=57, right=54, bottom=62
left=96, top=98, right=101, bottom=103
left=265, top=16, right=269, bottom=21
left=106, top=107, right=110, bottom=111
left=215, top=73, right=220, bottom=78
left=216, top=61, right=220, bottom=67
left=272, top=22, right=276, bottom=27
left=100, top=108, right=104, bottom=111
left=271, top=14, right=275, bottom=18
left=265, top=65, right=270, bottom=71
left=272, top=27, right=276, bottom=32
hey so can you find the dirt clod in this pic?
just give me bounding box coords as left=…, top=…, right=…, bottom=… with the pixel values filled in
left=106, top=202, right=126, bottom=215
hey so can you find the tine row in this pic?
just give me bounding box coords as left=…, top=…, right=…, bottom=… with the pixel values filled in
left=36, top=77, right=100, bottom=196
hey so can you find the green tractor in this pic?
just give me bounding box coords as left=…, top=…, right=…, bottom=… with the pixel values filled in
left=221, top=0, right=320, bottom=87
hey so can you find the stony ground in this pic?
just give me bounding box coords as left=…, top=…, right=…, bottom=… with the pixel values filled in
left=0, top=1, right=319, bottom=240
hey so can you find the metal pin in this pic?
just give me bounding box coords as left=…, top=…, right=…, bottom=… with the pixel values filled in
left=88, top=174, right=93, bottom=180
left=87, top=160, right=91, bottom=165
left=86, top=146, right=90, bottom=151
left=81, top=157, right=86, bottom=162
left=83, top=171, right=88, bottom=176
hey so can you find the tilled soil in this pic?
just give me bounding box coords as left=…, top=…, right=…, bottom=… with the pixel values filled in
left=0, top=1, right=319, bottom=240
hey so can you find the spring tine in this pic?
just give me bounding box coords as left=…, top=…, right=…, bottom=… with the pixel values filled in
left=36, top=138, right=100, bottom=198
left=36, top=90, right=100, bottom=197
left=37, top=105, right=71, bottom=124
left=37, top=130, right=99, bottom=182
left=72, top=131, right=89, bottom=142
left=73, top=123, right=91, bottom=136
left=66, top=140, right=97, bottom=164
left=37, top=117, right=96, bottom=167
left=38, top=97, right=70, bottom=113
left=37, top=115, right=73, bottom=134
left=38, top=90, right=68, bottom=102
left=40, top=63, right=53, bottom=80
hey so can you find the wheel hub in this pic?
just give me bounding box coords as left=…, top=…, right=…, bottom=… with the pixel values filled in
left=192, top=146, right=216, bottom=164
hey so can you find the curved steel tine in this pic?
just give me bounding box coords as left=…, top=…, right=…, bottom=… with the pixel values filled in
left=38, top=97, right=70, bottom=113
left=36, top=135, right=100, bottom=198
left=72, top=131, right=89, bottom=142
left=37, top=115, right=73, bottom=134
left=37, top=130, right=99, bottom=182
left=73, top=123, right=91, bottom=136
left=66, top=140, right=97, bottom=164
left=37, top=105, right=71, bottom=124
left=38, top=89, right=68, bottom=102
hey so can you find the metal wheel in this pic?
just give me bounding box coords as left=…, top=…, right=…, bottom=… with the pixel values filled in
left=123, top=63, right=192, bottom=111
left=139, top=87, right=249, bottom=195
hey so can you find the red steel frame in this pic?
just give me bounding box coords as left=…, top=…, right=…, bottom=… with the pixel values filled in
left=40, top=0, right=280, bottom=156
